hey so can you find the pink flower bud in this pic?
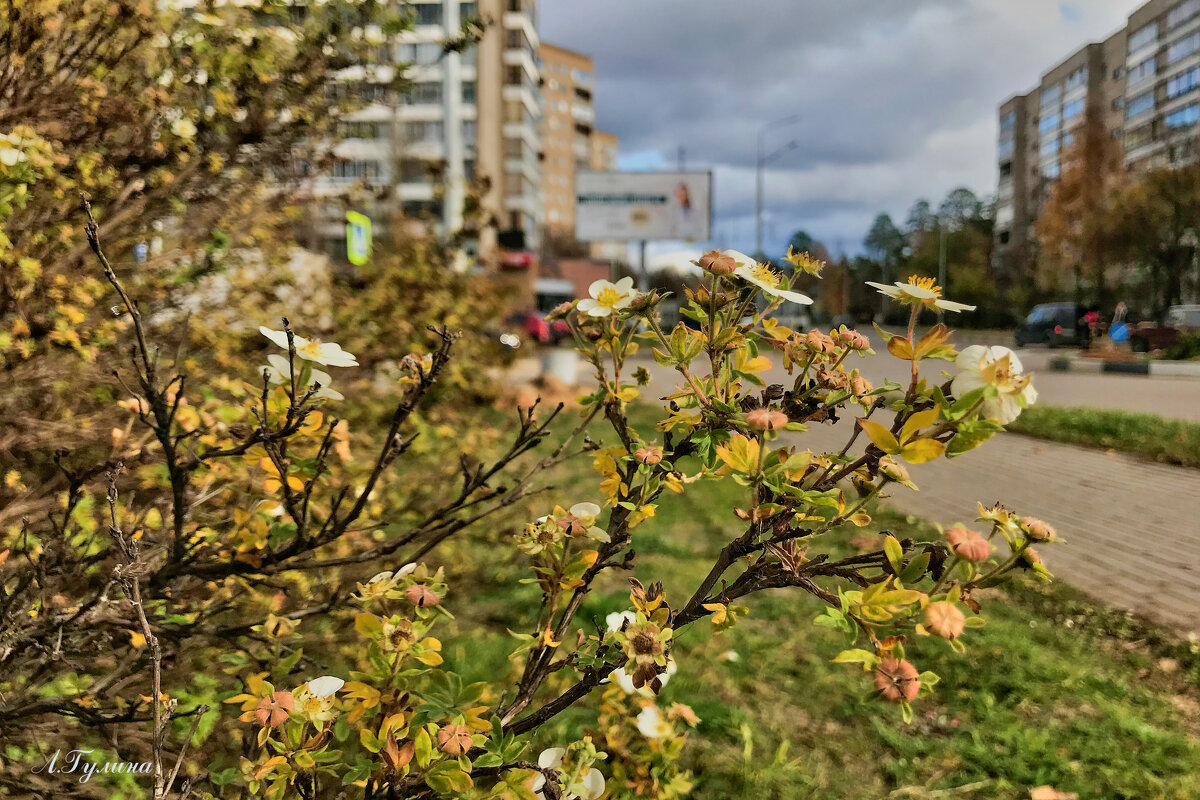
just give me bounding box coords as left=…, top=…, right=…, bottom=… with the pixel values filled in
left=945, top=526, right=989, bottom=562
left=1019, top=516, right=1057, bottom=542
left=746, top=408, right=789, bottom=431
left=405, top=585, right=441, bottom=608
left=699, top=250, right=737, bottom=275
left=635, top=446, right=663, bottom=464
left=873, top=658, right=920, bottom=702
left=924, top=601, right=966, bottom=639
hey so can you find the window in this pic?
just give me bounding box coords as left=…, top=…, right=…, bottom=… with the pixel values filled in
left=1063, top=132, right=1076, bottom=148
left=1125, top=124, right=1153, bottom=150
left=1000, top=111, right=1016, bottom=133
left=400, top=159, right=430, bottom=183
left=460, top=2, right=477, bottom=16
left=1063, top=98, right=1085, bottom=120
left=1000, top=161, right=1012, bottom=178
left=404, top=120, right=444, bottom=142
left=998, top=230, right=1011, bottom=245
left=398, top=42, right=443, bottom=65
left=332, top=160, right=383, bottom=181
left=1065, top=67, right=1088, bottom=90
left=462, top=120, right=477, bottom=145
left=1038, top=112, right=1060, bottom=133
left=402, top=82, right=442, bottom=105
left=1166, top=102, right=1200, bottom=126
left=1129, top=22, right=1158, bottom=53
left=1169, top=0, right=1200, bottom=29
left=1127, top=56, right=1157, bottom=85
left=1168, top=30, right=1200, bottom=63
left=1168, top=64, right=1200, bottom=97
left=414, top=4, right=443, bottom=25
left=338, top=120, right=389, bottom=139
left=1040, top=84, right=1061, bottom=108
left=1042, top=162, right=1061, bottom=179
left=1126, top=91, right=1155, bottom=118
left=461, top=81, right=476, bottom=104
left=1040, top=138, right=1060, bottom=157
left=998, top=139, right=1014, bottom=160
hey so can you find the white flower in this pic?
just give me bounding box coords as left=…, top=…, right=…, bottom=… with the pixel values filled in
left=0, top=146, right=26, bottom=167
left=865, top=276, right=976, bottom=313
left=260, top=326, right=359, bottom=368
left=569, top=502, right=601, bottom=519
left=951, top=345, right=1038, bottom=425
left=635, top=705, right=673, bottom=739
left=305, top=675, right=344, bottom=699
left=396, top=562, right=418, bottom=577
left=577, top=277, right=638, bottom=317
left=170, top=118, right=197, bottom=139
left=720, top=649, right=740, bottom=663
left=725, top=250, right=813, bottom=306
left=613, top=658, right=675, bottom=697
left=262, top=354, right=344, bottom=400
left=366, top=570, right=394, bottom=584
left=531, top=747, right=605, bottom=800
left=605, top=610, right=636, bottom=633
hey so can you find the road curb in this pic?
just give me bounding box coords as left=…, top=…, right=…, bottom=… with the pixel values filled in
left=1049, top=356, right=1200, bottom=377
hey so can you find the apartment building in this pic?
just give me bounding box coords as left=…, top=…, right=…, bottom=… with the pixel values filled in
left=308, top=0, right=544, bottom=261
left=538, top=42, right=620, bottom=236
left=995, top=0, right=1200, bottom=281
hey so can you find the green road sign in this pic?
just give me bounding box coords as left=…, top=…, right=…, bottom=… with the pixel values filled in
left=345, top=211, right=372, bottom=266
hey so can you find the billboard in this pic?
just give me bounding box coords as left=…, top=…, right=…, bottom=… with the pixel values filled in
left=575, top=171, right=712, bottom=242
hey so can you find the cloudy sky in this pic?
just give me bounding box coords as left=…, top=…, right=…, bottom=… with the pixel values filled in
left=540, top=0, right=1135, bottom=259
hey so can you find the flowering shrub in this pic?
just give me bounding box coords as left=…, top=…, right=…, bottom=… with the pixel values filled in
left=2, top=211, right=1060, bottom=799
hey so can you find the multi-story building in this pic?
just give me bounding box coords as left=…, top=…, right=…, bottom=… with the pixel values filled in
left=308, top=0, right=544, bottom=261
left=538, top=42, right=620, bottom=238
left=995, top=0, right=1200, bottom=281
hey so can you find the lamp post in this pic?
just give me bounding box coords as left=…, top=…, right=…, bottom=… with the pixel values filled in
left=755, top=114, right=801, bottom=258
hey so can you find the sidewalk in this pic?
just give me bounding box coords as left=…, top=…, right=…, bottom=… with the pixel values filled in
left=641, top=360, right=1200, bottom=633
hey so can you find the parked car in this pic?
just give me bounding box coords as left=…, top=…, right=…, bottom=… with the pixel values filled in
left=1014, top=302, right=1088, bottom=348
left=1129, top=304, right=1200, bottom=352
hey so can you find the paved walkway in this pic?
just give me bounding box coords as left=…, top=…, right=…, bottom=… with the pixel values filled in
left=639, top=352, right=1200, bottom=633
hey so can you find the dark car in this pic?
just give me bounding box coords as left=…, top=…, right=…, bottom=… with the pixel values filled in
left=1014, top=302, right=1087, bottom=348
left=1130, top=304, right=1200, bottom=352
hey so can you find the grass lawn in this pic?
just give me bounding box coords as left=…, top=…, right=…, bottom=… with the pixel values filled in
left=1007, top=406, right=1200, bottom=469
left=438, top=403, right=1200, bottom=800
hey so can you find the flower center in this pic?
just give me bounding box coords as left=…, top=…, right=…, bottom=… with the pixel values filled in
left=906, top=275, right=942, bottom=297
left=748, top=264, right=780, bottom=288
left=596, top=287, right=623, bottom=308
left=298, top=340, right=324, bottom=357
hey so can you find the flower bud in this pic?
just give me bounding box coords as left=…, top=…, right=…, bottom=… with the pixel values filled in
left=873, top=658, right=920, bottom=702
left=436, top=724, right=473, bottom=756
left=834, top=328, right=871, bottom=351
left=405, top=585, right=441, bottom=608
left=699, top=250, right=737, bottom=275
left=635, top=446, right=663, bottom=464
left=746, top=408, right=789, bottom=431
left=878, top=457, right=910, bottom=484
left=545, top=301, right=575, bottom=321
left=805, top=330, right=836, bottom=354
left=944, top=526, right=989, bottom=562
left=1019, top=516, right=1056, bottom=542
left=850, top=372, right=873, bottom=397
left=924, top=601, right=965, bottom=639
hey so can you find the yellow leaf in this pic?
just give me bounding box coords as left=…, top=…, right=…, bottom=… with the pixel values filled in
left=129, top=630, right=147, bottom=649
left=702, top=603, right=728, bottom=624
left=857, top=419, right=901, bottom=455
left=887, top=336, right=914, bottom=360
left=900, top=439, right=946, bottom=464
left=900, top=405, right=941, bottom=444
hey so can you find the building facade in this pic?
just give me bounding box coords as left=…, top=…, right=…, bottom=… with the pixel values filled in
left=995, top=0, right=1200, bottom=280
left=308, top=0, right=545, bottom=261
left=538, top=42, right=620, bottom=238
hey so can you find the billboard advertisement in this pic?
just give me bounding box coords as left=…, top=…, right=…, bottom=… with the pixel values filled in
left=575, top=171, right=713, bottom=242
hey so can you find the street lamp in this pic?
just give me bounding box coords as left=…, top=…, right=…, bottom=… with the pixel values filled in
left=756, top=114, right=801, bottom=258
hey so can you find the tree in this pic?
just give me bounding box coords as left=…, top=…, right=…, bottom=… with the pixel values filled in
left=1034, top=106, right=1126, bottom=307
left=937, top=188, right=983, bottom=228
left=904, top=199, right=937, bottom=245
left=1110, top=162, right=1200, bottom=317
left=863, top=213, right=906, bottom=287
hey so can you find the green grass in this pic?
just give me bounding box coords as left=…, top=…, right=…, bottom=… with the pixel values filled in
left=1007, top=406, right=1200, bottom=468
left=440, top=404, right=1200, bottom=799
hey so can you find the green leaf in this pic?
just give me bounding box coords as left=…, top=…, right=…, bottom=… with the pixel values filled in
left=884, top=535, right=903, bottom=575
left=414, top=727, right=433, bottom=768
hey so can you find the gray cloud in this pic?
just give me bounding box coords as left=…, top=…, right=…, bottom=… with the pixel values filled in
left=540, top=0, right=1134, bottom=256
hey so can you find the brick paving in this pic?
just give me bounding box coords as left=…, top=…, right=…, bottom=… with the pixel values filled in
left=641, top=351, right=1200, bottom=633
